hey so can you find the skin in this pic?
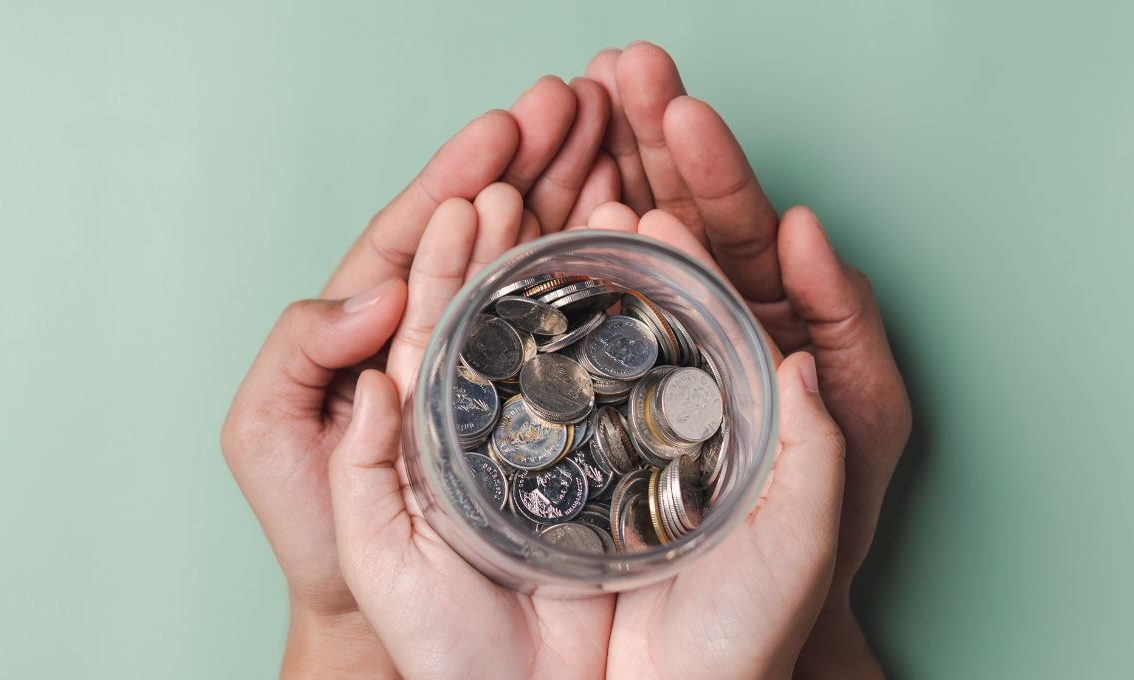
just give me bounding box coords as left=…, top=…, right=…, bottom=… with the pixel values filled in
left=327, top=189, right=847, bottom=679
left=585, top=42, right=912, bottom=677
left=223, top=76, right=619, bottom=678
left=223, top=41, right=912, bottom=678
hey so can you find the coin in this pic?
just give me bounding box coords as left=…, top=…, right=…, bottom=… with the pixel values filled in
left=495, top=295, right=570, bottom=335
left=512, top=458, right=588, bottom=524
left=699, top=417, right=730, bottom=486
left=518, top=353, right=594, bottom=424
left=621, top=291, right=680, bottom=365
left=491, top=397, right=569, bottom=470
left=590, top=406, right=638, bottom=474
left=454, top=366, right=499, bottom=446
left=460, top=315, right=524, bottom=381
left=616, top=490, right=659, bottom=553
left=464, top=452, right=509, bottom=511
left=490, top=273, right=574, bottom=303
left=656, top=367, right=723, bottom=443
left=539, top=522, right=606, bottom=554
left=575, top=506, right=617, bottom=554
left=583, top=315, right=659, bottom=381
left=537, top=310, right=606, bottom=353
left=567, top=439, right=615, bottom=500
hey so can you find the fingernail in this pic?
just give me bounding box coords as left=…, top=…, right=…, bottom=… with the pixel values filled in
left=343, top=279, right=397, bottom=314
left=800, top=353, right=819, bottom=393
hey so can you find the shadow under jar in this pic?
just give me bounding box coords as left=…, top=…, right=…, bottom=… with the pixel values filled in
left=402, top=231, right=778, bottom=597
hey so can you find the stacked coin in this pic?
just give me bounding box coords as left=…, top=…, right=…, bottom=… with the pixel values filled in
left=453, top=274, right=730, bottom=555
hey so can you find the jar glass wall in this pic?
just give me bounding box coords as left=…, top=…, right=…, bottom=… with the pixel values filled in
left=402, top=231, right=778, bottom=596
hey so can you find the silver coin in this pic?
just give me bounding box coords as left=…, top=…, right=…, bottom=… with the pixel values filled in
left=574, top=512, right=617, bottom=554
left=518, top=353, right=594, bottom=423
left=460, top=315, right=524, bottom=381
left=521, top=275, right=591, bottom=299
left=495, top=295, right=570, bottom=335
left=590, top=406, right=639, bottom=474
left=672, top=454, right=704, bottom=530
left=583, top=315, right=659, bottom=381
left=539, top=522, right=606, bottom=554
left=536, top=279, right=611, bottom=305
left=551, top=287, right=624, bottom=317
left=567, top=441, right=615, bottom=500
left=454, top=366, right=499, bottom=439
left=616, top=490, right=659, bottom=553
left=621, top=291, right=680, bottom=365
left=464, top=452, right=509, bottom=511
left=660, top=307, right=700, bottom=366
left=627, top=367, right=699, bottom=463
left=512, top=458, right=588, bottom=524
left=537, top=311, right=606, bottom=353
left=491, top=397, right=569, bottom=470
left=570, top=414, right=593, bottom=452
left=517, top=329, right=538, bottom=362
left=657, top=367, right=723, bottom=444
left=699, top=416, right=730, bottom=486
left=608, top=468, right=650, bottom=548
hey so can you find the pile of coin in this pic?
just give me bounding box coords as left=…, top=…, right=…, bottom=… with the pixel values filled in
left=451, top=273, right=729, bottom=555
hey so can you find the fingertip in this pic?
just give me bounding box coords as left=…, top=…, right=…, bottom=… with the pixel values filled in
left=569, top=76, right=611, bottom=120
left=587, top=201, right=638, bottom=232
left=336, top=369, right=403, bottom=469
left=473, top=181, right=523, bottom=215
left=585, top=48, right=621, bottom=79
left=775, top=352, right=840, bottom=451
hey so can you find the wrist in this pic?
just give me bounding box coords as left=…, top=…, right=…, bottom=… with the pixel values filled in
left=282, top=602, right=398, bottom=680
left=793, top=595, right=884, bottom=680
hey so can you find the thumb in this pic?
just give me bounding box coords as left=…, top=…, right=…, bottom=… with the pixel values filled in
left=328, top=369, right=411, bottom=584
left=233, top=278, right=408, bottom=420
left=755, top=352, right=845, bottom=570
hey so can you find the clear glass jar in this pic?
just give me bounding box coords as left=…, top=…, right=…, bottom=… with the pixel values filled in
left=402, top=231, right=778, bottom=597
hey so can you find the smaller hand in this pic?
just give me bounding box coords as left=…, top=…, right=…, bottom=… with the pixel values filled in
left=329, top=187, right=615, bottom=680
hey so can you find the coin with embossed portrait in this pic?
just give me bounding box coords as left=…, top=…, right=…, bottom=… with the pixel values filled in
left=657, top=367, right=723, bottom=444
left=491, top=397, right=569, bottom=470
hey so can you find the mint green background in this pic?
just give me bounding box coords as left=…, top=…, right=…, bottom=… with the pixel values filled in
left=2, top=1, right=1131, bottom=677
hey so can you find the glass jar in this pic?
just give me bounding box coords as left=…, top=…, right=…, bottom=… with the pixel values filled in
left=402, top=231, right=778, bottom=597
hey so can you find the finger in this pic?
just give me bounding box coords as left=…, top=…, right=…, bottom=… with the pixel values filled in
left=232, top=279, right=408, bottom=422
left=754, top=352, right=845, bottom=569
left=778, top=207, right=911, bottom=454
left=386, top=198, right=479, bottom=399
left=638, top=209, right=784, bottom=364
left=501, top=76, right=577, bottom=194
left=328, top=369, right=412, bottom=586
left=563, top=153, right=621, bottom=228
left=517, top=209, right=542, bottom=244
left=323, top=111, right=518, bottom=299
left=615, top=42, right=705, bottom=241
left=585, top=200, right=639, bottom=232
left=525, top=78, right=611, bottom=234
left=468, top=182, right=524, bottom=277
left=663, top=96, right=783, bottom=303
left=585, top=48, right=653, bottom=214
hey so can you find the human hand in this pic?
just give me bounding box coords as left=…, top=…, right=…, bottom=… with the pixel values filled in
left=585, top=42, right=912, bottom=675
left=328, top=188, right=616, bottom=679
left=330, top=200, right=848, bottom=679
left=222, top=74, right=616, bottom=677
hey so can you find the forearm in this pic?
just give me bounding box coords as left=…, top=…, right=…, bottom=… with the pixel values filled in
left=282, top=604, right=399, bottom=680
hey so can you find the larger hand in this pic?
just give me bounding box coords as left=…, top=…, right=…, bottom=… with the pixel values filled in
left=222, top=75, right=616, bottom=677
left=586, top=42, right=912, bottom=674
